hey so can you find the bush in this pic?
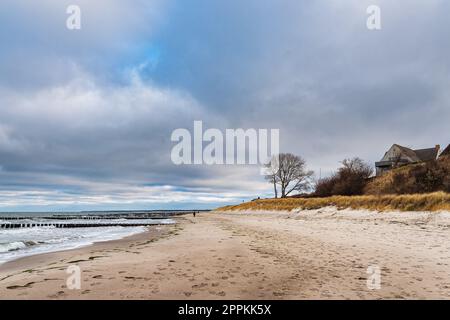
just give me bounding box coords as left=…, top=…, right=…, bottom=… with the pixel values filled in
left=314, top=177, right=335, bottom=197
left=315, top=158, right=373, bottom=196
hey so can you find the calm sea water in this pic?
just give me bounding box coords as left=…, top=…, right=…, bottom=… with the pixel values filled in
left=0, top=211, right=175, bottom=264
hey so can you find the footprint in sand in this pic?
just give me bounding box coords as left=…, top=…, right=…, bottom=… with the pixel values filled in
left=192, top=283, right=208, bottom=289
left=47, top=291, right=67, bottom=299
left=7, top=282, right=35, bottom=290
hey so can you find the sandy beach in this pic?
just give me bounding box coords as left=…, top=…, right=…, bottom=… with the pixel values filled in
left=1, top=209, right=450, bottom=299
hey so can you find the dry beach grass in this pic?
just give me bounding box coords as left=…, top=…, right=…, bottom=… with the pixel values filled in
left=218, top=192, right=450, bottom=212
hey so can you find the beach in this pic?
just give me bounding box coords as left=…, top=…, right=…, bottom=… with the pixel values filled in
left=1, top=210, right=450, bottom=299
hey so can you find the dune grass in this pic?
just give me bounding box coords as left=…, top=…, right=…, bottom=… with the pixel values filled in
left=365, top=156, right=450, bottom=195
left=217, top=192, right=450, bottom=212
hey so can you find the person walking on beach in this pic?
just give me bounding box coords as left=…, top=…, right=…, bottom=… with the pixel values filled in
left=193, top=211, right=196, bottom=218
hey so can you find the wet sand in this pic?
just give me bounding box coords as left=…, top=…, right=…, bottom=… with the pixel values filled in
left=1, top=209, right=450, bottom=299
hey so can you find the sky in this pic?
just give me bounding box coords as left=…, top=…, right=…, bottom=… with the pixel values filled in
left=0, top=0, right=449, bottom=211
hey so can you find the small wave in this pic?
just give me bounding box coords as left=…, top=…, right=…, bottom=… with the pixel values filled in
left=0, top=226, right=148, bottom=264
left=0, top=241, right=39, bottom=253
left=23, top=240, right=39, bottom=247
left=0, top=242, right=26, bottom=253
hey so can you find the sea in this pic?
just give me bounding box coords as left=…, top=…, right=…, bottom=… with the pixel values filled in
left=0, top=211, right=180, bottom=264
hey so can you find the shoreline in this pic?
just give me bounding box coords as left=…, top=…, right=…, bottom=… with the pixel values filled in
left=0, top=226, right=161, bottom=274
left=1, top=211, right=450, bottom=299
left=0, top=217, right=178, bottom=269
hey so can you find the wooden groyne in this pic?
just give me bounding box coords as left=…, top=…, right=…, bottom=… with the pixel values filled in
left=0, top=210, right=207, bottom=229
left=0, top=216, right=171, bottom=221
left=0, top=222, right=172, bottom=229
left=0, top=211, right=204, bottom=221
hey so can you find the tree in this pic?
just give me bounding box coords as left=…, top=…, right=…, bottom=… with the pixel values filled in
left=264, top=156, right=279, bottom=198
left=332, top=158, right=373, bottom=195
left=265, top=173, right=278, bottom=199
left=340, top=157, right=372, bottom=175
left=265, top=153, right=314, bottom=198
left=315, top=157, right=373, bottom=196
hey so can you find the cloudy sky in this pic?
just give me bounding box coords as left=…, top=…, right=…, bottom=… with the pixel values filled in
left=0, top=0, right=449, bottom=211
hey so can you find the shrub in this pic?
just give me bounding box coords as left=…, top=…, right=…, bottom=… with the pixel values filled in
left=315, top=158, right=373, bottom=196
left=314, top=177, right=335, bottom=197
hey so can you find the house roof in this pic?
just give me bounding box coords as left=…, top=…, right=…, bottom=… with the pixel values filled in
left=392, top=144, right=421, bottom=162
left=376, top=144, right=440, bottom=170
left=413, top=147, right=439, bottom=162
left=440, top=144, right=450, bottom=157
left=382, top=144, right=438, bottom=163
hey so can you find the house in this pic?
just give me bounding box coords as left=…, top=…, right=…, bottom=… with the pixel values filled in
left=375, top=144, right=440, bottom=176
left=439, top=144, right=450, bottom=158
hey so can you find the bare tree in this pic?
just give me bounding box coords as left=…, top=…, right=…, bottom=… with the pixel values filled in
left=265, top=153, right=314, bottom=198
left=316, top=157, right=373, bottom=196
left=265, top=174, right=278, bottom=198
left=264, top=160, right=278, bottom=198
left=340, top=157, right=373, bottom=178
